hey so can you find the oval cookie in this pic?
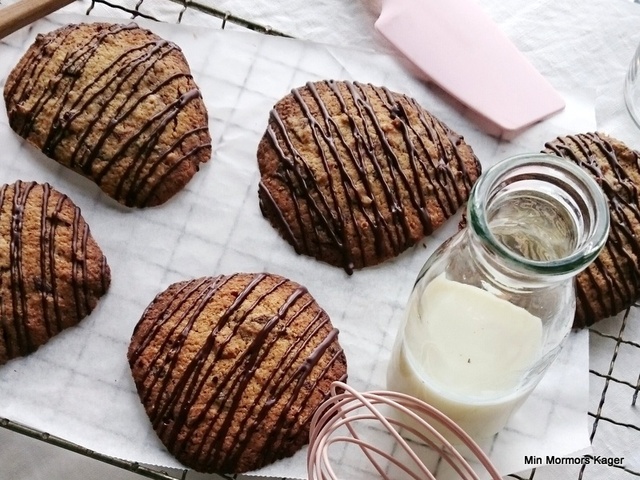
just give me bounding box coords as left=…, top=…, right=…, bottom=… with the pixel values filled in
left=128, top=273, right=347, bottom=473
left=3, top=22, right=211, bottom=208
left=543, top=132, right=640, bottom=328
left=257, top=80, right=481, bottom=274
left=0, top=181, right=110, bottom=364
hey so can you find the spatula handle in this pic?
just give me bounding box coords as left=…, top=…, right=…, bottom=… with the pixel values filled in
left=0, top=0, right=74, bottom=40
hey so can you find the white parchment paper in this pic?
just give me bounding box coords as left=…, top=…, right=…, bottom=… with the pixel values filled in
left=0, top=14, right=597, bottom=479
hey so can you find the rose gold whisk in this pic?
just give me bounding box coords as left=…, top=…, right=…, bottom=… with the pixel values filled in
left=308, top=382, right=502, bottom=480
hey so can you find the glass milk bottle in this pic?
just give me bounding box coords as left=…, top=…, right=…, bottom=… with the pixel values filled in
left=387, top=153, right=610, bottom=442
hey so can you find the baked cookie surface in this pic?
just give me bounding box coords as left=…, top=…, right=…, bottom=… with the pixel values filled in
left=257, top=80, right=481, bottom=274
left=0, top=180, right=110, bottom=365
left=3, top=22, right=211, bottom=208
left=543, top=132, right=640, bottom=328
left=128, top=273, right=347, bottom=473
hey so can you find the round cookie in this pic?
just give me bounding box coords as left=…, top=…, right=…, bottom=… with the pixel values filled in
left=0, top=180, right=110, bottom=365
left=257, top=80, right=481, bottom=274
left=128, top=273, right=347, bottom=474
left=3, top=22, right=211, bottom=208
left=543, top=132, right=640, bottom=328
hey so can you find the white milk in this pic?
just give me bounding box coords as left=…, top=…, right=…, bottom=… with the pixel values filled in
left=387, top=274, right=543, bottom=441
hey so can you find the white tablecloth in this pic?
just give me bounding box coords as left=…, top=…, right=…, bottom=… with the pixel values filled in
left=0, top=1, right=639, bottom=479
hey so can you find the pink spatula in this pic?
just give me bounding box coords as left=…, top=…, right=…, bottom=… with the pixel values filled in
left=375, top=0, right=565, bottom=138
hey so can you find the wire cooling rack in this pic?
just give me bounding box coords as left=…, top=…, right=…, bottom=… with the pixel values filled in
left=87, top=0, right=291, bottom=35
left=0, top=1, right=638, bottom=479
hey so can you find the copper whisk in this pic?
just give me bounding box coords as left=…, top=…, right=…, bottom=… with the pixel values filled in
left=308, top=382, right=502, bottom=480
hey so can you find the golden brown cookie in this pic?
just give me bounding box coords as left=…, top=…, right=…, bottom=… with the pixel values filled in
left=0, top=180, right=110, bottom=365
left=128, top=273, right=347, bottom=474
left=3, top=22, right=211, bottom=208
left=543, top=132, right=640, bottom=328
left=257, top=80, right=481, bottom=274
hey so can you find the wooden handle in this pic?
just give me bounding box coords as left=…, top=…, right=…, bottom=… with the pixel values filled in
left=0, top=0, right=74, bottom=40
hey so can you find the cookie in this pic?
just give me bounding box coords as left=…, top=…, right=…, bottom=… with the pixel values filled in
left=3, top=22, right=211, bottom=208
left=0, top=181, right=110, bottom=365
left=257, top=80, right=481, bottom=274
left=128, top=273, right=347, bottom=473
left=543, top=132, right=640, bottom=328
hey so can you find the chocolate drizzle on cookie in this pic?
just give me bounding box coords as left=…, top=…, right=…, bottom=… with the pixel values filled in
left=3, top=23, right=211, bottom=207
left=128, top=273, right=347, bottom=473
left=258, top=80, right=481, bottom=274
left=0, top=181, right=110, bottom=364
left=543, top=132, right=640, bottom=327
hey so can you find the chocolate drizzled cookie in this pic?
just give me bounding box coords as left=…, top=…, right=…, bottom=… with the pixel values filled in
left=257, top=80, right=481, bottom=274
left=543, top=132, right=640, bottom=328
left=0, top=181, right=110, bottom=365
left=128, top=273, right=347, bottom=473
left=3, top=22, right=211, bottom=208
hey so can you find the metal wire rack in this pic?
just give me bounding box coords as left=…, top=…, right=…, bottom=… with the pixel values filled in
left=87, top=0, right=291, bottom=36
left=0, top=1, right=638, bottom=479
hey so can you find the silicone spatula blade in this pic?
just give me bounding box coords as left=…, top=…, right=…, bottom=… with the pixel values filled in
left=375, top=0, right=565, bottom=137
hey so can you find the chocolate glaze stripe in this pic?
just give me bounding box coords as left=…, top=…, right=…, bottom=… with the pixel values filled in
left=258, top=181, right=299, bottom=249
left=266, top=112, right=343, bottom=255
left=16, top=24, right=134, bottom=139
left=9, top=181, right=37, bottom=356
left=201, top=284, right=308, bottom=467
left=293, top=84, right=358, bottom=270
left=264, top=306, right=326, bottom=408
left=101, top=88, right=202, bottom=205
left=411, top=99, right=468, bottom=211
left=384, top=96, right=443, bottom=224
left=45, top=38, right=170, bottom=159
left=38, top=184, right=53, bottom=338
left=223, top=303, right=328, bottom=467
left=260, top=326, right=342, bottom=467
left=49, top=194, right=67, bottom=334
left=166, top=275, right=281, bottom=436
left=356, top=82, right=430, bottom=240
left=69, top=200, right=85, bottom=322
left=153, top=274, right=270, bottom=438
left=320, top=81, right=396, bottom=262
left=139, top=132, right=211, bottom=207
left=79, top=215, right=93, bottom=316
left=4, top=26, right=74, bottom=111
left=50, top=40, right=176, bottom=167
left=0, top=184, right=12, bottom=358
left=85, top=71, right=192, bottom=180
left=263, top=336, right=346, bottom=467
left=119, top=89, right=204, bottom=205
left=409, top=109, right=458, bottom=215
left=346, top=82, right=412, bottom=247
left=607, top=200, right=638, bottom=304
left=377, top=86, right=436, bottom=232
left=5, top=181, right=24, bottom=356
left=324, top=81, right=399, bottom=257
left=170, top=275, right=290, bottom=444
left=131, top=278, right=216, bottom=390
left=441, top=124, right=476, bottom=193
left=135, top=277, right=229, bottom=404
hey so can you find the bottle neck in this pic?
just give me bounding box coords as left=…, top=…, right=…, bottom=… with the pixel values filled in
left=467, top=154, right=609, bottom=285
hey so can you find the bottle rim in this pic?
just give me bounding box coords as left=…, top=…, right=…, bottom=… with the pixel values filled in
left=468, top=153, right=610, bottom=276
